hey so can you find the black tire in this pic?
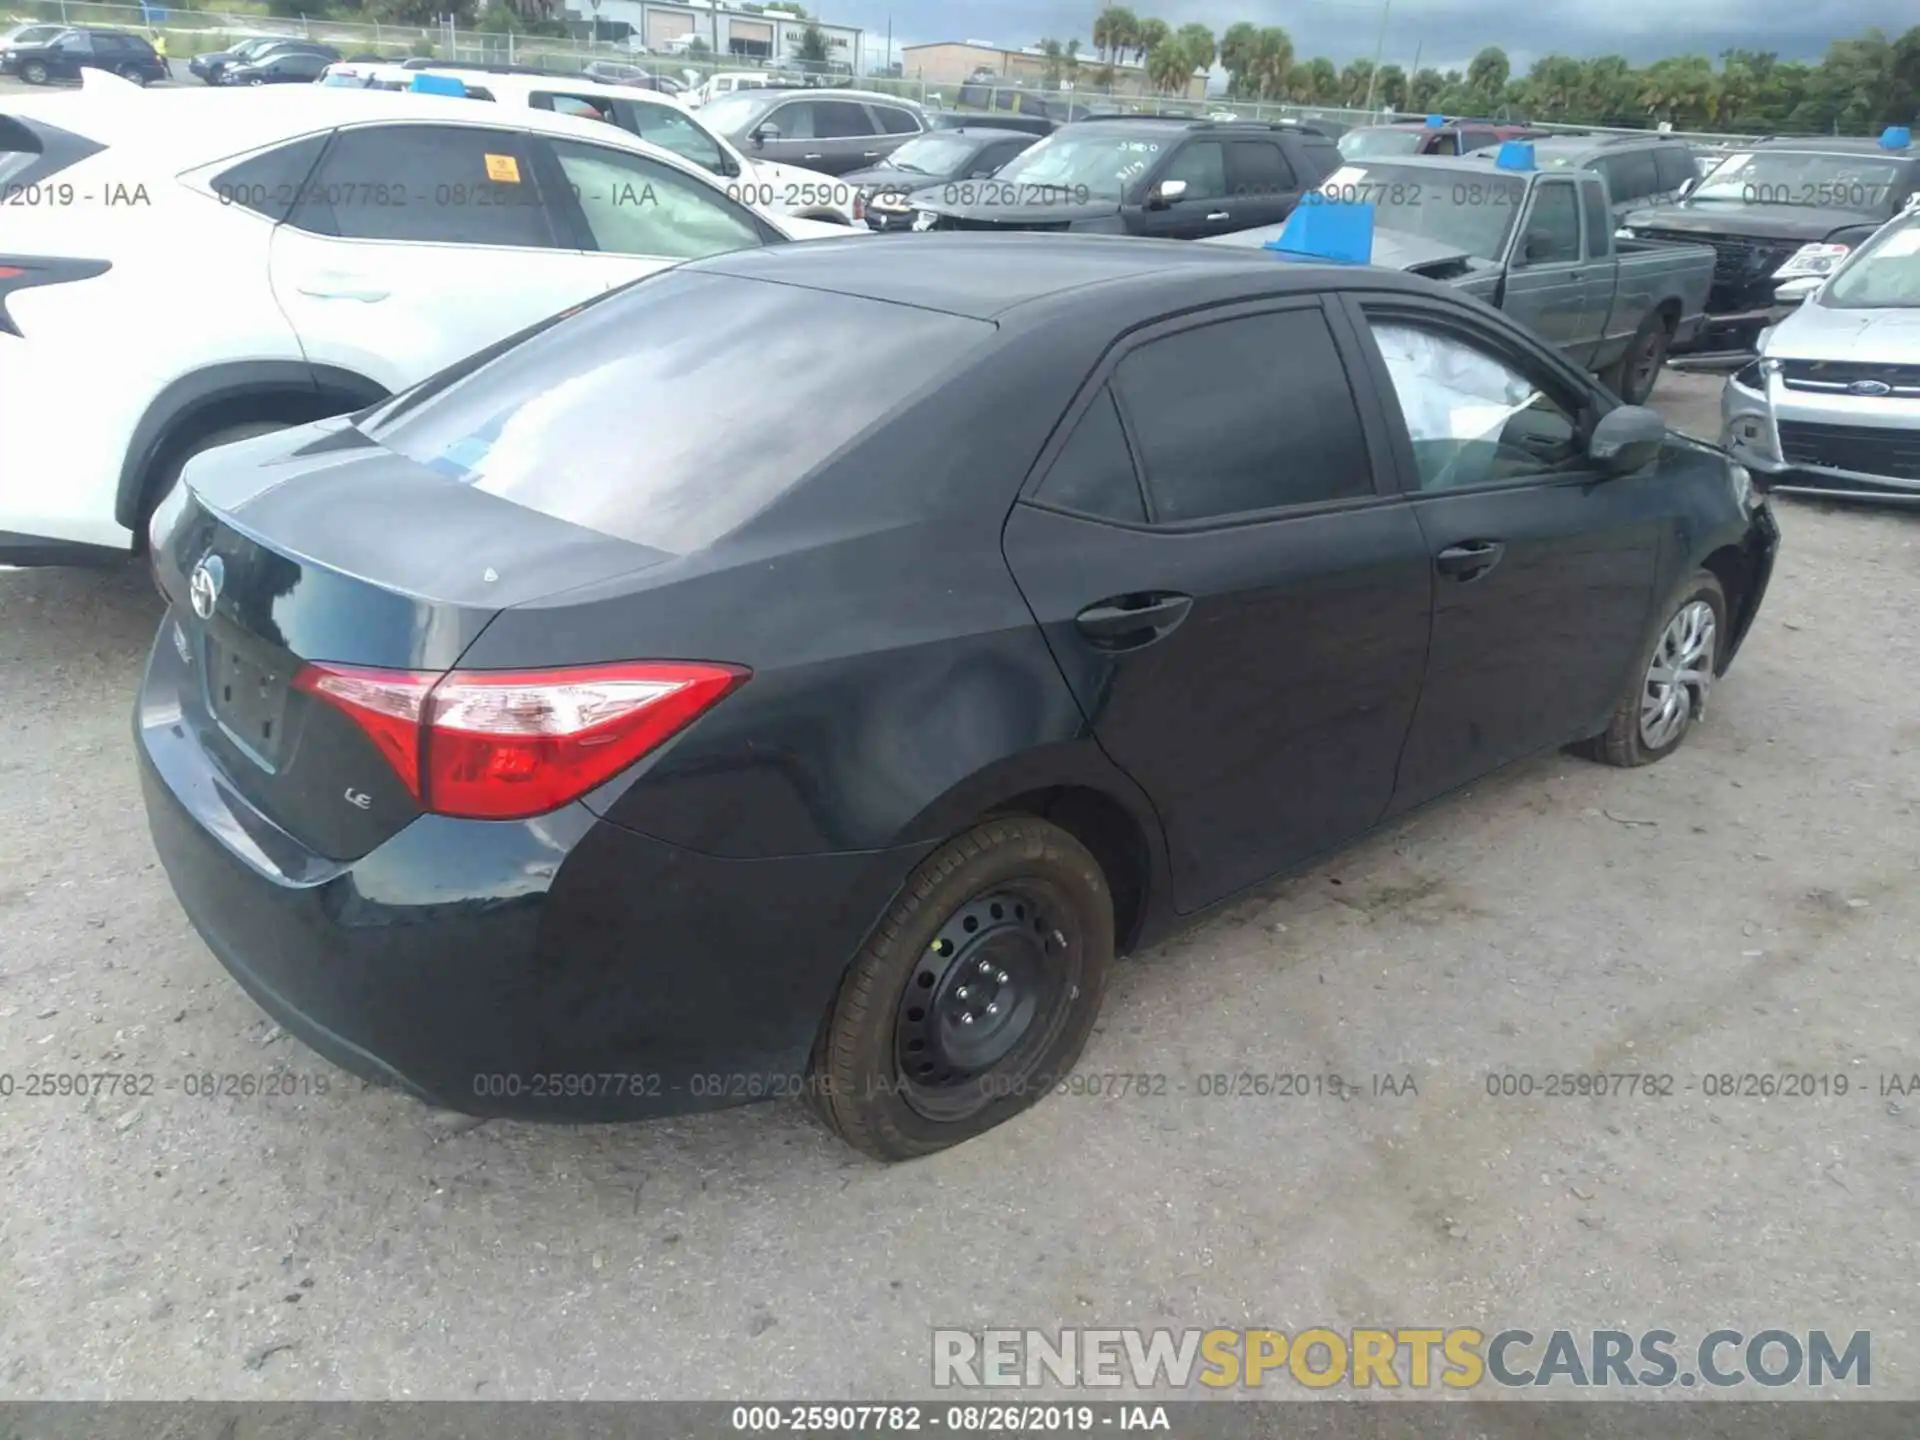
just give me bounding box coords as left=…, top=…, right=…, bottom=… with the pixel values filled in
left=809, top=815, right=1114, bottom=1161
left=20, top=60, right=49, bottom=84
left=1607, top=312, right=1672, bottom=406
left=1576, top=571, right=1726, bottom=768
left=117, top=64, right=148, bottom=85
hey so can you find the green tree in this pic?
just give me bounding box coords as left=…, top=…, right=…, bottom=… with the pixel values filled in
left=1176, top=22, right=1215, bottom=77
left=1305, top=56, right=1339, bottom=103
left=1091, top=6, right=1137, bottom=68
left=1465, top=45, right=1509, bottom=107
left=1065, top=39, right=1082, bottom=87
left=1374, top=62, right=1407, bottom=110
left=1337, top=57, right=1373, bottom=106
left=1146, top=39, right=1190, bottom=93
left=1135, top=17, right=1169, bottom=68
left=794, top=21, right=829, bottom=63
left=1037, top=36, right=1065, bottom=88
left=1408, top=66, right=1445, bottom=111
left=1218, top=20, right=1259, bottom=95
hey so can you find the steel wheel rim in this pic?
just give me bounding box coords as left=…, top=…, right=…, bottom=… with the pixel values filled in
left=893, top=881, right=1081, bottom=1123
left=1631, top=330, right=1664, bottom=393
left=1640, top=599, right=1715, bottom=749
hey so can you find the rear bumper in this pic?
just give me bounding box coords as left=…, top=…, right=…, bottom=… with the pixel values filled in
left=136, top=624, right=930, bottom=1121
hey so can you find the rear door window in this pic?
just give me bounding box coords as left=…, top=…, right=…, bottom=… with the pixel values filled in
left=1611, top=147, right=1660, bottom=201
left=358, top=270, right=996, bottom=554
left=1034, top=389, right=1146, bottom=522
left=1225, top=139, right=1295, bottom=195
left=0, top=113, right=105, bottom=189
left=1653, top=146, right=1695, bottom=193
left=210, top=131, right=330, bottom=222
left=288, top=123, right=559, bottom=249
left=871, top=104, right=921, bottom=135
left=813, top=101, right=876, bottom=138
left=1114, top=306, right=1375, bottom=523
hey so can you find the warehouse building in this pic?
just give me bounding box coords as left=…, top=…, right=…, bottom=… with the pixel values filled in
left=573, top=1, right=860, bottom=68
left=900, top=40, right=1204, bottom=100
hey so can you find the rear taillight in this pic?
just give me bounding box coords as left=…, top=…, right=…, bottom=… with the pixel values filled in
left=0, top=256, right=111, bottom=337
left=852, top=192, right=865, bottom=221
left=292, top=660, right=748, bottom=820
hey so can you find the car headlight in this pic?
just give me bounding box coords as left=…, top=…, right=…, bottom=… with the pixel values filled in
left=911, top=209, right=937, bottom=232
left=1773, top=242, right=1850, bottom=279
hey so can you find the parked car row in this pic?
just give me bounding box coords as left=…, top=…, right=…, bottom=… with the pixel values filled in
left=0, top=23, right=167, bottom=85
left=0, top=62, right=1805, bottom=1163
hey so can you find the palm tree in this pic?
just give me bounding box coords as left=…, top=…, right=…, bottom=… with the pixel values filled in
left=1219, top=21, right=1258, bottom=97
left=1091, top=5, right=1137, bottom=70
left=1135, top=18, right=1168, bottom=70
left=1253, top=25, right=1292, bottom=99
left=1037, top=36, right=1064, bottom=88
left=1064, top=38, right=1081, bottom=88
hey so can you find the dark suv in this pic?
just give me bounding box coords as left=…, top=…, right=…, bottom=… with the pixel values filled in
left=1622, top=133, right=1920, bottom=351
left=1525, top=133, right=1698, bottom=223
left=900, top=116, right=1342, bottom=239
left=0, top=26, right=167, bottom=85
left=1339, top=117, right=1542, bottom=159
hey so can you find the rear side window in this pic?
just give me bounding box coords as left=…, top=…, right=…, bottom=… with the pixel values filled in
left=1226, top=139, right=1294, bottom=194
left=1034, top=389, right=1146, bottom=522
left=210, top=131, right=329, bottom=222
left=1581, top=180, right=1611, bottom=257
left=359, top=271, right=995, bottom=554
left=813, top=101, right=876, bottom=138
left=1299, top=138, right=1341, bottom=180
left=873, top=105, right=921, bottom=135
left=1611, top=147, right=1660, bottom=201
left=1653, top=146, right=1694, bottom=192
left=289, top=124, right=558, bottom=249
left=1114, top=308, right=1374, bottom=523
left=0, top=113, right=104, bottom=190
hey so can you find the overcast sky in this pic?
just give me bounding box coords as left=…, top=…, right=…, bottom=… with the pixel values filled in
left=849, top=0, right=1908, bottom=75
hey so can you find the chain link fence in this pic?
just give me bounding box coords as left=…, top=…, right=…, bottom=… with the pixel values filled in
left=5, top=3, right=1774, bottom=143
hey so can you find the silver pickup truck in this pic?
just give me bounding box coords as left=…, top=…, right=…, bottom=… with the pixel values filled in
left=1204, top=152, right=1717, bottom=404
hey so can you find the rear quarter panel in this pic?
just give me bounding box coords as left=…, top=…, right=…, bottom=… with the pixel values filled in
left=457, top=313, right=1152, bottom=863
left=1610, top=239, right=1715, bottom=340
left=0, top=161, right=294, bottom=550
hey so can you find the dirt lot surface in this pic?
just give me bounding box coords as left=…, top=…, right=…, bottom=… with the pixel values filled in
left=1, top=372, right=1916, bottom=1399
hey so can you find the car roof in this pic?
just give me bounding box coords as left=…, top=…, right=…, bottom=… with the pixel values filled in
left=724, top=86, right=915, bottom=104
left=30, top=81, right=728, bottom=179
left=1744, top=136, right=1920, bottom=156
left=923, top=125, right=1042, bottom=142
left=1524, top=134, right=1685, bottom=160
left=1334, top=151, right=1533, bottom=179
left=687, top=231, right=1436, bottom=321
left=416, top=67, right=687, bottom=106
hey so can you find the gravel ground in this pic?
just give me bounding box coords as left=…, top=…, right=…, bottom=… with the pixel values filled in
left=1, top=372, right=1917, bottom=1400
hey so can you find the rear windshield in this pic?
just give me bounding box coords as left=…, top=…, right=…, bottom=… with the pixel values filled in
left=1339, top=128, right=1426, bottom=159
left=357, top=270, right=995, bottom=554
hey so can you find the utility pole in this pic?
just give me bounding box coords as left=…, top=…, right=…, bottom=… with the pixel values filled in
left=1361, top=0, right=1390, bottom=111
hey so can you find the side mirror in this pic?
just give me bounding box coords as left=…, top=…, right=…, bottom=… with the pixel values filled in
left=1148, top=178, right=1187, bottom=207
left=1519, top=230, right=1555, bottom=264
left=1677, top=177, right=1698, bottom=199
left=1588, top=404, right=1666, bottom=473
left=1774, top=275, right=1821, bottom=305
left=751, top=122, right=779, bottom=146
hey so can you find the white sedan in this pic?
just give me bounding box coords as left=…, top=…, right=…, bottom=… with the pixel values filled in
left=0, top=70, right=858, bottom=567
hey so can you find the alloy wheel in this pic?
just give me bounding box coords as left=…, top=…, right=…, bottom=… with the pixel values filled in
left=1640, top=599, right=1715, bottom=749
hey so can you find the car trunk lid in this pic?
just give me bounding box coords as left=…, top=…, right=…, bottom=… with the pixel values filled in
left=149, top=418, right=675, bottom=861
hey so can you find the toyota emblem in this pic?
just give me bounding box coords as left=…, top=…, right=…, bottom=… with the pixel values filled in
left=1848, top=379, right=1894, bottom=396
left=188, top=554, right=225, bottom=620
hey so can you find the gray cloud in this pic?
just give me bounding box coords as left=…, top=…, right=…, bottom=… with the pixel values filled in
left=852, top=0, right=1904, bottom=72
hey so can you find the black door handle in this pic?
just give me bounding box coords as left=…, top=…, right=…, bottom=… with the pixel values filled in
left=1435, top=541, right=1505, bottom=580
left=1075, top=592, right=1193, bottom=647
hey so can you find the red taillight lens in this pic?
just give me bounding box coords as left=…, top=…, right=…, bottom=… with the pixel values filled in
left=852, top=192, right=865, bottom=221
left=292, top=660, right=749, bottom=820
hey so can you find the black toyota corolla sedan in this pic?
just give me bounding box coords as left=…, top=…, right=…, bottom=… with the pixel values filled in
left=137, top=235, right=1779, bottom=1161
